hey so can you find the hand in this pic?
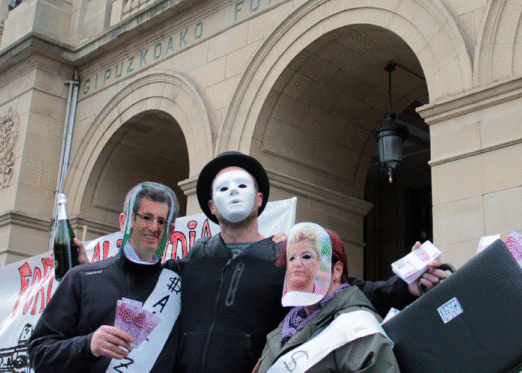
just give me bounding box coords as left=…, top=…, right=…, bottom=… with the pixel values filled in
left=407, top=242, right=449, bottom=297
left=91, top=325, right=133, bottom=359
left=74, top=238, right=89, bottom=265
left=272, top=232, right=287, bottom=245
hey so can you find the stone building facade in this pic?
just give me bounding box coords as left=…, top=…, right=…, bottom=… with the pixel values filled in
left=0, top=0, right=521, bottom=279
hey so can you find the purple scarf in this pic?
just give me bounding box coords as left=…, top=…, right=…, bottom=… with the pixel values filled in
left=281, top=283, right=350, bottom=346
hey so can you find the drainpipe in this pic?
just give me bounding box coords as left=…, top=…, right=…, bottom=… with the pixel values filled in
left=56, top=66, right=80, bottom=194
left=49, top=67, right=80, bottom=250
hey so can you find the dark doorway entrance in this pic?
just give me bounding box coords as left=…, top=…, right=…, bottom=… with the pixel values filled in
left=364, top=98, right=432, bottom=281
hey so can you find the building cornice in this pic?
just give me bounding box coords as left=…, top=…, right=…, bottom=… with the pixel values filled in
left=0, top=0, right=206, bottom=70
left=179, top=169, right=373, bottom=216
left=419, top=74, right=522, bottom=166
left=0, top=212, right=52, bottom=260
left=69, top=217, right=119, bottom=238
left=267, top=169, right=373, bottom=217
left=178, top=176, right=198, bottom=198
left=72, top=0, right=207, bottom=62
left=417, top=74, right=522, bottom=125
left=0, top=211, right=50, bottom=231
left=0, top=211, right=117, bottom=238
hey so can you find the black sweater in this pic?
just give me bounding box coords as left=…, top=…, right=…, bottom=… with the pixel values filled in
left=28, top=249, right=180, bottom=373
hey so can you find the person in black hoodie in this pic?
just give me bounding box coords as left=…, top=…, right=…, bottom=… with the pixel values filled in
left=176, top=151, right=445, bottom=373
left=28, top=182, right=181, bottom=373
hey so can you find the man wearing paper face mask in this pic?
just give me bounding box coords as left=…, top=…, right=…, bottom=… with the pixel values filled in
left=254, top=224, right=399, bottom=373
left=177, top=151, right=440, bottom=373
left=28, top=182, right=182, bottom=373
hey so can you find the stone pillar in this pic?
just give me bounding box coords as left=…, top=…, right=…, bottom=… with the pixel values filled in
left=178, top=176, right=199, bottom=216
left=0, top=0, right=72, bottom=50
left=0, top=56, right=70, bottom=264
left=418, top=76, right=522, bottom=268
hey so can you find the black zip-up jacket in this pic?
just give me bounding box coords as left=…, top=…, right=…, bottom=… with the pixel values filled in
left=177, top=235, right=286, bottom=373
left=28, top=248, right=180, bottom=373
left=177, top=234, right=416, bottom=373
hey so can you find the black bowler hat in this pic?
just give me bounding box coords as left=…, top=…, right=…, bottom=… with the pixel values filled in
left=196, top=151, right=270, bottom=224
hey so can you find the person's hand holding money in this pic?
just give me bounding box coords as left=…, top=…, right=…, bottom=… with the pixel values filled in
left=405, top=241, right=448, bottom=297
left=91, top=325, right=133, bottom=359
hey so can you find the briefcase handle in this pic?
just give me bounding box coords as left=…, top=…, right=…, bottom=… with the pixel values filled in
left=419, top=263, right=456, bottom=295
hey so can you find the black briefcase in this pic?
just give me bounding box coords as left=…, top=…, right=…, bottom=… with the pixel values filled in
left=382, top=239, right=522, bottom=373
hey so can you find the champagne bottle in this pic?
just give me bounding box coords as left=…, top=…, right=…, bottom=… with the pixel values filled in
left=53, top=193, right=78, bottom=280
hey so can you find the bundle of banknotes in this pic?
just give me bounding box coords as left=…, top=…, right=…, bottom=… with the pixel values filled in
left=391, top=241, right=442, bottom=284
left=476, top=231, right=522, bottom=268
left=115, top=298, right=161, bottom=348
left=504, top=230, right=522, bottom=267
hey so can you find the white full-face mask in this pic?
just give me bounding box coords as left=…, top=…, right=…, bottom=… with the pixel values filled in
left=212, top=169, right=257, bottom=223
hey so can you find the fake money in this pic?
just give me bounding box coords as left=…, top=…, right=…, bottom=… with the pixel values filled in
left=391, top=241, right=442, bottom=284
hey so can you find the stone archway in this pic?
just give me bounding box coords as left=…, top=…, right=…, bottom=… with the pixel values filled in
left=64, top=70, right=215, bottom=225
left=219, top=0, right=472, bottom=155
left=71, top=110, right=189, bottom=238
left=474, top=0, right=522, bottom=86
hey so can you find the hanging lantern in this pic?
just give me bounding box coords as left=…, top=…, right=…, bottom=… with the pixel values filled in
left=372, top=62, right=409, bottom=183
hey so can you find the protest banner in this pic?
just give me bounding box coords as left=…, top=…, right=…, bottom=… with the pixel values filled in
left=0, top=197, right=296, bottom=372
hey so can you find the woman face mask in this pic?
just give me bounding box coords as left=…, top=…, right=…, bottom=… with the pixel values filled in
left=287, top=240, right=321, bottom=293
left=282, top=222, right=332, bottom=307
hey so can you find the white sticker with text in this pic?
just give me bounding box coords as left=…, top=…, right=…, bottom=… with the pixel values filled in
left=437, top=297, right=463, bottom=324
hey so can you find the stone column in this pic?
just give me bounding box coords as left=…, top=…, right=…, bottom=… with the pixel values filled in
left=418, top=76, right=522, bottom=268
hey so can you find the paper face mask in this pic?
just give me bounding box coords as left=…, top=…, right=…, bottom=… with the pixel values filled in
left=282, top=222, right=332, bottom=307
left=212, top=169, right=256, bottom=223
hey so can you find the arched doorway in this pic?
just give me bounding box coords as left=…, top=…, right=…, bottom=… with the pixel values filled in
left=364, top=97, right=432, bottom=281
left=251, top=24, right=430, bottom=279
left=223, top=5, right=456, bottom=276
left=218, top=0, right=473, bottom=276
left=64, top=70, right=215, bottom=238
left=73, top=110, right=189, bottom=239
